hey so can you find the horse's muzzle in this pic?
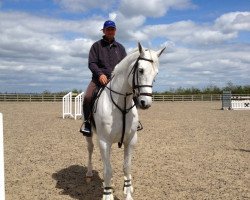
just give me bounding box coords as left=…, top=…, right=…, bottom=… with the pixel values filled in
left=138, top=99, right=151, bottom=109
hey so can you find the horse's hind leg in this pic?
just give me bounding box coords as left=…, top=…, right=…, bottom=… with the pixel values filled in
left=85, top=137, right=94, bottom=182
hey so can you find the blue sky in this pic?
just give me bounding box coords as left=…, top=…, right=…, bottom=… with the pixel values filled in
left=0, top=0, right=250, bottom=93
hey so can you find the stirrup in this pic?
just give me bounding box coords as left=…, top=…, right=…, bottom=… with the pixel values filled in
left=79, top=121, right=92, bottom=137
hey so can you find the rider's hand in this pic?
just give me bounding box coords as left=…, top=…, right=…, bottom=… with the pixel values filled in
left=99, top=74, right=108, bottom=85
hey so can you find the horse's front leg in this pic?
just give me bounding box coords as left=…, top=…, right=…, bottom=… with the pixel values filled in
left=85, top=137, right=94, bottom=182
left=123, top=133, right=137, bottom=200
left=99, top=140, right=114, bottom=200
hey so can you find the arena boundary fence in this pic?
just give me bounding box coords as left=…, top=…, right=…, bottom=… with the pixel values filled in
left=0, top=93, right=63, bottom=102
left=1, top=93, right=250, bottom=103
left=152, top=94, right=222, bottom=101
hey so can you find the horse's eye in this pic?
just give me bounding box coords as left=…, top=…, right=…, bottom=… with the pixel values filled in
left=139, top=68, right=144, bottom=74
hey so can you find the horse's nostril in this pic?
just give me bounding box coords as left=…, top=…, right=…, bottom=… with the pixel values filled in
left=141, top=100, right=146, bottom=107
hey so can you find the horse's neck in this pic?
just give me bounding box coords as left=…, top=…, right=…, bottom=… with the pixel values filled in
left=110, top=71, right=130, bottom=94
left=108, top=52, right=139, bottom=104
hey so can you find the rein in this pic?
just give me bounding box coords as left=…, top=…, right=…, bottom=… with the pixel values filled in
left=105, top=56, right=154, bottom=148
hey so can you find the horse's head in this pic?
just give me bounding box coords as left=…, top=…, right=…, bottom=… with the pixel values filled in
left=130, top=43, right=165, bottom=109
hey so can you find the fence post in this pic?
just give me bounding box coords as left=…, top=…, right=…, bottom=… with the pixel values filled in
left=0, top=113, right=5, bottom=200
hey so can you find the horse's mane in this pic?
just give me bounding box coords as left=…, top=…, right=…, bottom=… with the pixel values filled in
left=112, top=48, right=139, bottom=75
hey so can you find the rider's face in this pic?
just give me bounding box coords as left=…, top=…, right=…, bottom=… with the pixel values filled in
left=103, top=27, right=116, bottom=41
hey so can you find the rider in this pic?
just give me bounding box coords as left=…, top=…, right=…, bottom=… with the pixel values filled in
left=80, top=20, right=127, bottom=137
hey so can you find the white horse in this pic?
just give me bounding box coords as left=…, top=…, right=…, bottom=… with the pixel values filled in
left=85, top=43, right=165, bottom=200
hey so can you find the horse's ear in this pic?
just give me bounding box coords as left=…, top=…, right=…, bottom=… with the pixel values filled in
left=157, top=47, right=166, bottom=57
left=138, top=42, right=145, bottom=55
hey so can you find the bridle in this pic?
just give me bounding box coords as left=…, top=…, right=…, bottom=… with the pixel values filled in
left=104, top=55, right=154, bottom=148
left=130, top=56, right=154, bottom=98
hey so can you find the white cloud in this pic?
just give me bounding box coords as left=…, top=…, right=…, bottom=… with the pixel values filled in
left=129, top=12, right=250, bottom=45
left=120, top=0, right=195, bottom=17
left=0, top=11, right=96, bottom=92
left=54, top=0, right=115, bottom=13
left=0, top=11, right=105, bottom=39
left=109, top=12, right=117, bottom=21
left=107, top=11, right=146, bottom=41
left=0, top=8, right=249, bottom=92
left=157, top=44, right=250, bottom=89
left=214, top=12, right=250, bottom=32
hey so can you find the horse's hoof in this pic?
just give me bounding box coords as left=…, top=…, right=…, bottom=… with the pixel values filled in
left=86, top=176, right=92, bottom=183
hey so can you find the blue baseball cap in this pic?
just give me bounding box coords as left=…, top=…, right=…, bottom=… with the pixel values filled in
left=103, top=20, right=116, bottom=29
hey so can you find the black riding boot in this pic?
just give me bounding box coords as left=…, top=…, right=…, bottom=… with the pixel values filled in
left=79, top=102, right=92, bottom=137
left=79, top=120, right=92, bottom=137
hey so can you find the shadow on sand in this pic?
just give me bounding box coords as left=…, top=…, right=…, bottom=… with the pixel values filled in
left=52, top=165, right=121, bottom=200
left=232, top=148, right=250, bottom=153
